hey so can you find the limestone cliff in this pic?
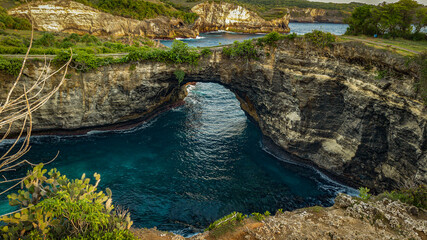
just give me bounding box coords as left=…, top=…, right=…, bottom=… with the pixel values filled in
left=8, top=0, right=199, bottom=39
left=191, top=2, right=290, bottom=33
left=288, top=8, right=349, bottom=23
left=1, top=39, right=425, bottom=192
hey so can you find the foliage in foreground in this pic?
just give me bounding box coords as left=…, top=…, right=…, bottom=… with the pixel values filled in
left=0, top=164, right=135, bottom=240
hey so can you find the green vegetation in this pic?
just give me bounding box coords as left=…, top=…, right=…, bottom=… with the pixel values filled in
left=304, top=30, right=336, bottom=48
left=0, top=56, right=22, bottom=75
left=126, top=40, right=201, bottom=65
left=0, top=31, right=153, bottom=55
left=0, top=164, right=135, bottom=240
left=174, top=69, right=185, bottom=84
left=222, top=40, right=257, bottom=60
left=345, top=0, right=427, bottom=40
left=206, top=212, right=246, bottom=231
left=411, top=51, right=427, bottom=103
left=358, top=187, right=372, bottom=200
left=0, top=6, right=30, bottom=30
left=16, top=0, right=199, bottom=24
left=379, top=185, right=426, bottom=209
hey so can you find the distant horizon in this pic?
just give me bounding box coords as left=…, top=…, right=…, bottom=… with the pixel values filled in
left=309, top=0, right=427, bottom=4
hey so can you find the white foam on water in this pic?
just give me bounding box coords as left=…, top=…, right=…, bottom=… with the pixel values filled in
left=260, top=141, right=358, bottom=197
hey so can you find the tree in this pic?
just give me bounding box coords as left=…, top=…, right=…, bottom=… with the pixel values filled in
left=414, top=7, right=427, bottom=34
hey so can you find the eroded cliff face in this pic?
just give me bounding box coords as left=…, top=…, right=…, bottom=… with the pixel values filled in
left=8, top=0, right=198, bottom=39
left=1, top=40, right=425, bottom=192
left=191, top=2, right=290, bottom=33
left=288, top=8, right=349, bottom=23
left=0, top=61, right=186, bottom=132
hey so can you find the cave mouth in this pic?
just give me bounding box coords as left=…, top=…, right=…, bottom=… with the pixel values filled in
left=0, top=82, right=355, bottom=236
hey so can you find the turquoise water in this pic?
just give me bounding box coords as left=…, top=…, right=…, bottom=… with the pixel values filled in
left=0, top=83, right=356, bottom=235
left=160, top=23, right=349, bottom=47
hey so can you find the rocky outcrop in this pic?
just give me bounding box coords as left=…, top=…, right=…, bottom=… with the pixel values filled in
left=8, top=0, right=198, bottom=39
left=199, top=194, right=426, bottom=240
left=129, top=193, right=427, bottom=239
left=191, top=2, right=290, bottom=33
left=288, top=8, right=349, bottom=23
left=1, top=39, right=426, bottom=192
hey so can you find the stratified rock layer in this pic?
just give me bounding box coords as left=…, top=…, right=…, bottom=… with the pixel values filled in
left=1, top=39, right=425, bottom=192
left=191, top=2, right=290, bottom=33
left=288, top=8, right=349, bottom=23
left=9, top=0, right=198, bottom=39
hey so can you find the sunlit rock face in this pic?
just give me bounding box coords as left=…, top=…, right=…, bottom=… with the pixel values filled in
left=9, top=0, right=199, bottom=39
left=288, top=8, right=349, bottom=23
left=191, top=2, right=290, bottom=33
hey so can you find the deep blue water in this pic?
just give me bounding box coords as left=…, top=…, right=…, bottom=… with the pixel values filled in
left=160, top=23, right=349, bottom=47
left=0, top=83, right=356, bottom=235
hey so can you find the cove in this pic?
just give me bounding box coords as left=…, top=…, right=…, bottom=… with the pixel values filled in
left=0, top=82, right=355, bottom=236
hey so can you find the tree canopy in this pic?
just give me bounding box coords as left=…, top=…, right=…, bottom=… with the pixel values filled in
left=345, top=0, right=427, bottom=40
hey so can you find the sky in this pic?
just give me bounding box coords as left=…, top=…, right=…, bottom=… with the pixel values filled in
left=309, top=0, right=427, bottom=4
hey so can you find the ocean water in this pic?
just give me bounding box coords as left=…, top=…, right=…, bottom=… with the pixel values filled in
left=0, top=83, right=356, bottom=236
left=160, top=23, right=349, bottom=47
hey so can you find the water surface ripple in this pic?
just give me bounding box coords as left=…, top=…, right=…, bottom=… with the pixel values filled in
left=0, top=83, right=356, bottom=236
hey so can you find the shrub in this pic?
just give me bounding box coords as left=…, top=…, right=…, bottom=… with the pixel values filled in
left=1, top=36, right=25, bottom=47
left=34, top=32, right=56, bottom=47
left=0, top=56, right=22, bottom=75
left=206, top=212, right=246, bottom=231
left=126, top=40, right=200, bottom=65
left=381, top=185, right=426, bottom=209
left=359, top=187, right=372, bottom=200
left=222, top=40, right=258, bottom=60
left=0, top=7, right=31, bottom=30
left=174, top=69, right=185, bottom=84
left=201, top=48, right=212, bottom=56
left=0, top=164, right=134, bottom=240
left=251, top=212, right=265, bottom=221
left=304, top=30, right=336, bottom=48
left=257, top=31, right=284, bottom=46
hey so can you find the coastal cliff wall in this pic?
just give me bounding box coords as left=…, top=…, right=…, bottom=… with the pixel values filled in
left=1, top=40, right=425, bottom=192
left=191, top=2, right=290, bottom=33
left=8, top=0, right=199, bottom=39
left=288, top=8, right=349, bottom=23
left=9, top=1, right=291, bottom=38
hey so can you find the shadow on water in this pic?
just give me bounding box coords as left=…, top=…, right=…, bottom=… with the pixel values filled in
left=0, top=83, right=357, bottom=236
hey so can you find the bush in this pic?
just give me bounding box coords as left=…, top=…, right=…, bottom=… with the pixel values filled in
left=34, top=32, right=56, bottom=47
left=0, top=6, right=31, bottom=30
left=0, top=164, right=134, bottom=240
left=174, top=69, right=185, bottom=84
left=381, top=185, right=426, bottom=209
left=257, top=31, right=284, bottom=47
left=222, top=40, right=258, bottom=60
left=0, top=56, right=22, bottom=75
left=304, top=30, right=336, bottom=48
left=201, top=48, right=212, bottom=56
left=206, top=212, right=246, bottom=231
left=358, top=187, right=372, bottom=200
left=126, top=40, right=200, bottom=65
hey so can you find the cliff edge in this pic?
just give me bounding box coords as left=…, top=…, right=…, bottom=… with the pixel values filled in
left=192, top=2, right=290, bottom=33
